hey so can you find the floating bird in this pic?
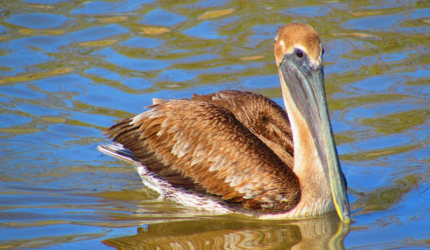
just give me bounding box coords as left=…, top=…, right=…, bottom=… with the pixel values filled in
left=98, top=23, right=351, bottom=222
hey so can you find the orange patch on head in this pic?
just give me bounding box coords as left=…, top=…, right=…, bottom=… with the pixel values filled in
left=274, top=23, right=322, bottom=65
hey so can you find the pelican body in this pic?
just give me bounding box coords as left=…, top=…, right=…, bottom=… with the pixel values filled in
left=98, top=23, right=350, bottom=222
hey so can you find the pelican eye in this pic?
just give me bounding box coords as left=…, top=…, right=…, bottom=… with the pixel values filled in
left=296, top=49, right=304, bottom=58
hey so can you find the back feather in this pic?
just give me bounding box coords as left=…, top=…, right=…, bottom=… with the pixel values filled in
left=102, top=90, right=300, bottom=212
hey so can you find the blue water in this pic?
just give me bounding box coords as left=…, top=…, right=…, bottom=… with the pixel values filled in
left=1, top=0, right=430, bottom=249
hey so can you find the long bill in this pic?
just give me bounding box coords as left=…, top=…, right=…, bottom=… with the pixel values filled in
left=279, top=55, right=351, bottom=223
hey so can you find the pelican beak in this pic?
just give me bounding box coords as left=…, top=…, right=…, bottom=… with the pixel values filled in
left=279, top=51, right=351, bottom=223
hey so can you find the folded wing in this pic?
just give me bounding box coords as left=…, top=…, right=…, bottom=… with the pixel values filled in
left=104, top=91, right=300, bottom=212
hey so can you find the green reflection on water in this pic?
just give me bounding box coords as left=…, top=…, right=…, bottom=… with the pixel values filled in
left=1, top=0, right=430, bottom=249
left=362, top=109, right=430, bottom=134
left=351, top=174, right=421, bottom=214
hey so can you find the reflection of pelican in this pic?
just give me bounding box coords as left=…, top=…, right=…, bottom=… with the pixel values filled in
left=98, top=23, right=350, bottom=222
left=102, top=217, right=349, bottom=249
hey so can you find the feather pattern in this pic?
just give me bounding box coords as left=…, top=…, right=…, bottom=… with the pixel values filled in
left=103, top=90, right=301, bottom=212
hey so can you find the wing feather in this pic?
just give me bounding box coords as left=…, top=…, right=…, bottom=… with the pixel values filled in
left=104, top=91, right=300, bottom=212
left=192, top=90, right=294, bottom=167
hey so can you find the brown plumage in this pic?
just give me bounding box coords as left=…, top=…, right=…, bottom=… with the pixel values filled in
left=105, top=90, right=300, bottom=212
left=99, top=23, right=351, bottom=221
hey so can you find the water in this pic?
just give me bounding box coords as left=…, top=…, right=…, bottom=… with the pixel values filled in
left=1, top=0, right=430, bottom=249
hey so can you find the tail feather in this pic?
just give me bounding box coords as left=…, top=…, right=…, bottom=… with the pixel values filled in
left=97, top=143, right=139, bottom=165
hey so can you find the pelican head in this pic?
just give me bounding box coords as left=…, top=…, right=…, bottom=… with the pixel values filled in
left=275, top=23, right=350, bottom=223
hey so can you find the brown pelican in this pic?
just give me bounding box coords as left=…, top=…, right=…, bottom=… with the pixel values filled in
left=98, top=23, right=351, bottom=223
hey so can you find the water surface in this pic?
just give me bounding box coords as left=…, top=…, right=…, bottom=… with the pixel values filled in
left=1, top=0, right=430, bottom=249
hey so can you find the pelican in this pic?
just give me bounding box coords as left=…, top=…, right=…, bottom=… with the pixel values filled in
left=98, top=23, right=351, bottom=222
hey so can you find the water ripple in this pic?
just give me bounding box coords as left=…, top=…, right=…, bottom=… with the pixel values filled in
left=1, top=0, right=430, bottom=249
